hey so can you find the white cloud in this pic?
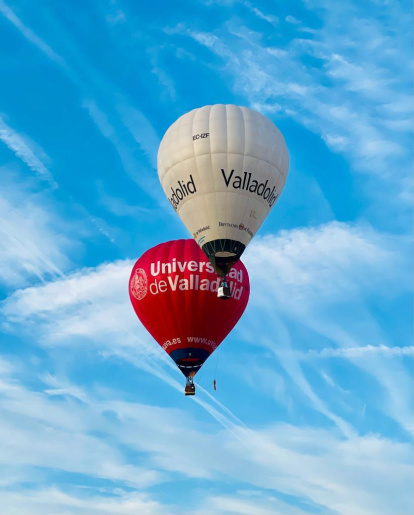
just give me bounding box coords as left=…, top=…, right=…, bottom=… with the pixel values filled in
left=243, top=222, right=412, bottom=434
left=202, top=494, right=309, bottom=515
left=0, top=116, right=56, bottom=186
left=3, top=221, right=410, bottom=438
left=0, top=353, right=412, bottom=515
left=115, top=102, right=160, bottom=170
left=96, top=180, right=154, bottom=218
left=3, top=259, right=131, bottom=323
left=0, top=1, right=164, bottom=209
left=0, top=356, right=14, bottom=376
left=285, top=15, right=300, bottom=24
left=245, top=221, right=409, bottom=306
left=0, top=172, right=73, bottom=288
left=243, top=2, right=279, bottom=25
left=82, top=100, right=148, bottom=186
left=266, top=47, right=288, bottom=57
left=42, top=372, right=89, bottom=402
left=0, top=0, right=68, bottom=69
left=82, top=98, right=163, bottom=206
left=188, top=29, right=234, bottom=59
left=232, top=362, right=287, bottom=401
left=302, top=344, right=414, bottom=359
left=0, top=258, right=185, bottom=393
left=0, top=377, right=165, bottom=490
left=174, top=1, right=412, bottom=211
left=106, top=9, right=126, bottom=25
left=1, top=259, right=144, bottom=345
left=149, top=60, right=177, bottom=101
left=0, top=488, right=168, bottom=515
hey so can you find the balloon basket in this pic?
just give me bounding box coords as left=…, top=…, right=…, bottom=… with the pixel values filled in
left=185, top=377, right=196, bottom=396
left=217, top=279, right=231, bottom=300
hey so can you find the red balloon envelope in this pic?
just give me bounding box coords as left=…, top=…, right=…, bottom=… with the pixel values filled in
left=129, top=239, right=249, bottom=384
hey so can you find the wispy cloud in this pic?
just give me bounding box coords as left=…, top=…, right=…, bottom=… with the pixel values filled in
left=106, top=9, right=126, bottom=26
left=0, top=353, right=412, bottom=515
left=301, top=344, right=414, bottom=359
left=0, top=172, right=73, bottom=288
left=4, top=220, right=409, bottom=438
left=285, top=15, right=300, bottom=24
left=0, top=116, right=56, bottom=186
left=260, top=316, right=355, bottom=438
left=0, top=377, right=165, bottom=491
left=202, top=493, right=309, bottom=515
left=245, top=221, right=410, bottom=306
left=115, top=103, right=160, bottom=171
left=0, top=259, right=194, bottom=392
left=82, top=99, right=153, bottom=192
left=243, top=1, right=279, bottom=25
left=0, top=489, right=168, bottom=515
left=0, top=2, right=162, bottom=202
left=96, top=180, right=154, bottom=218
left=244, top=222, right=412, bottom=434
left=170, top=1, right=412, bottom=215
left=81, top=97, right=161, bottom=204
left=2, top=259, right=141, bottom=339
left=1, top=2, right=412, bottom=513
left=0, top=0, right=68, bottom=69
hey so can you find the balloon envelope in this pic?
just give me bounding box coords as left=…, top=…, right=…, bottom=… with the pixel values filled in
left=158, top=104, right=289, bottom=275
left=129, top=239, right=250, bottom=378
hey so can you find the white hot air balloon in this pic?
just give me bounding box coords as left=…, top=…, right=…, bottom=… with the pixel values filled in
left=157, top=104, right=289, bottom=284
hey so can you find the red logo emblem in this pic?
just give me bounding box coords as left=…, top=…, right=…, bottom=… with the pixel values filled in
left=131, top=268, right=148, bottom=300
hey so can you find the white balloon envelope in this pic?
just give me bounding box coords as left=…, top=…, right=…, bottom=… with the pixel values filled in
left=157, top=104, right=289, bottom=276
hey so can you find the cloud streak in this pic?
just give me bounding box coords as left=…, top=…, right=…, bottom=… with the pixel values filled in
left=0, top=353, right=412, bottom=515
left=244, top=222, right=412, bottom=434
left=0, top=1, right=162, bottom=204
left=0, top=117, right=56, bottom=186
left=0, top=0, right=68, bottom=69
left=170, top=0, right=412, bottom=219
left=0, top=173, right=74, bottom=288
left=302, top=344, right=414, bottom=359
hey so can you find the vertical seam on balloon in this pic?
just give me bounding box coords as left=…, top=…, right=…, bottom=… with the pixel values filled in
left=199, top=107, right=210, bottom=250
left=193, top=106, right=209, bottom=252
left=224, top=104, right=230, bottom=254
left=206, top=105, right=214, bottom=255
left=192, top=240, right=204, bottom=365
left=165, top=240, right=181, bottom=346
left=237, top=107, right=246, bottom=252
left=189, top=238, right=198, bottom=352
left=221, top=104, right=228, bottom=255
left=178, top=239, right=188, bottom=363
left=240, top=106, right=250, bottom=246
left=210, top=105, right=220, bottom=256
left=185, top=107, right=194, bottom=241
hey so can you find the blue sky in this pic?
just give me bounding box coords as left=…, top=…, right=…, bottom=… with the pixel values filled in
left=0, top=0, right=412, bottom=513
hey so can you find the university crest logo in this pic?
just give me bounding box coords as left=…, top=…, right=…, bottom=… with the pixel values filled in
left=131, top=268, right=148, bottom=300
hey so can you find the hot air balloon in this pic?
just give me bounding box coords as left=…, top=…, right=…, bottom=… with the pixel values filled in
left=129, top=239, right=249, bottom=395
left=157, top=104, right=289, bottom=293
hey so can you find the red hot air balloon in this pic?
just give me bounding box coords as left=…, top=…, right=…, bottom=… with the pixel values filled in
left=129, top=239, right=249, bottom=395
